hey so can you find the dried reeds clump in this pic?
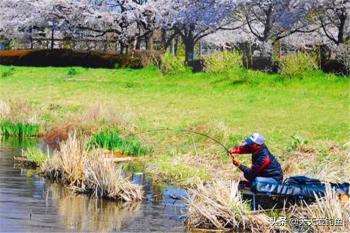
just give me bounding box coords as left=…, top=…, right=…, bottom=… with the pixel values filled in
left=290, top=185, right=350, bottom=232
left=186, top=180, right=271, bottom=232
left=41, top=134, right=143, bottom=202
left=84, top=155, right=143, bottom=201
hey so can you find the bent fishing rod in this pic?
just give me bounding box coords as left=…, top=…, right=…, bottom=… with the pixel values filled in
left=129, top=127, right=230, bottom=152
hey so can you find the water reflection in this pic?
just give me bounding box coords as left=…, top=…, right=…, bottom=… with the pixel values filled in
left=49, top=183, right=142, bottom=232
left=0, top=141, right=187, bottom=232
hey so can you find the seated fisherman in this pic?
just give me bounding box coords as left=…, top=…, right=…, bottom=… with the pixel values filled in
left=228, top=133, right=283, bottom=183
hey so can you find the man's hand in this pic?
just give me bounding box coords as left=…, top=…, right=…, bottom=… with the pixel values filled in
left=231, top=157, right=241, bottom=167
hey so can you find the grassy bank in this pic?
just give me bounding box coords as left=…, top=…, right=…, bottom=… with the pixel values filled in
left=0, top=65, right=349, bottom=184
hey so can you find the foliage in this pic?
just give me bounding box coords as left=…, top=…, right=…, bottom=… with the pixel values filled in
left=285, top=135, right=309, bottom=152
left=279, top=52, right=319, bottom=79
left=23, top=147, right=49, bottom=165
left=203, top=50, right=242, bottom=74
left=160, top=53, right=189, bottom=75
left=0, top=120, right=41, bottom=138
left=88, top=129, right=152, bottom=156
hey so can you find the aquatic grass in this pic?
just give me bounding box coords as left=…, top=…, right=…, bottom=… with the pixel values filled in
left=23, top=147, right=50, bottom=166
left=0, top=120, right=41, bottom=138
left=42, top=134, right=143, bottom=202
left=186, top=180, right=272, bottom=231
left=88, top=129, right=152, bottom=156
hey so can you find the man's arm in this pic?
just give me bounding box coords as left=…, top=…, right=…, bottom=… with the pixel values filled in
left=228, top=145, right=251, bottom=154
left=238, top=154, right=271, bottom=181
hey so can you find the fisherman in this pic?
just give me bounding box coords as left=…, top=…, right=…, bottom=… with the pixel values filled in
left=228, top=133, right=283, bottom=183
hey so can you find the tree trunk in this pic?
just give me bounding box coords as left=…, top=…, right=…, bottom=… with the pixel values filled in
left=51, top=28, right=55, bottom=50
left=338, top=14, right=346, bottom=44
left=145, top=32, right=153, bottom=50
left=184, top=38, right=195, bottom=65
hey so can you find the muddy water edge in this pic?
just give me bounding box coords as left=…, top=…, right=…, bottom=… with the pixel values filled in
left=0, top=139, right=187, bottom=232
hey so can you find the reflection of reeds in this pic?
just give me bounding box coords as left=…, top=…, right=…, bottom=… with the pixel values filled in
left=41, top=134, right=143, bottom=201
left=49, top=183, right=142, bottom=232
left=186, top=180, right=271, bottom=232
left=291, top=185, right=350, bottom=232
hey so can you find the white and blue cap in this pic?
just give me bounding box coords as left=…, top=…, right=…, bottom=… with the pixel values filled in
left=245, top=133, right=265, bottom=145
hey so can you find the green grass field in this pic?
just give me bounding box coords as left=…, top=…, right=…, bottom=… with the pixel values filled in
left=0, top=65, right=349, bottom=184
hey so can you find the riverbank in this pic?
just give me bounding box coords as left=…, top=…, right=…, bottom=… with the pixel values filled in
left=0, top=65, right=349, bottom=186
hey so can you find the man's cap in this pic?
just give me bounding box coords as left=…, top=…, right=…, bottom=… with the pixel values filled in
left=245, top=133, right=265, bottom=145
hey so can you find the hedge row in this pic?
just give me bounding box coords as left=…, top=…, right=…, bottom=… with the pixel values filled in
left=0, top=49, right=161, bottom=69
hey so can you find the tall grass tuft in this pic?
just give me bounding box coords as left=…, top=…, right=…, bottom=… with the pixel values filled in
left=42, top=134, right=143, bottom=202
left=23, top=147, right=49, bottom=166
left=186, top=180, right=272, bottom=231
left=0, top=120, right=41, bottom=138
left=88, top=129, right=152, bottom=156
left=290, top=185, right=350, bottom=232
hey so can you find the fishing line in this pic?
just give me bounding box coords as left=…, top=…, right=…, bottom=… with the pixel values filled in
left=129, top=127, right=230, bottom=152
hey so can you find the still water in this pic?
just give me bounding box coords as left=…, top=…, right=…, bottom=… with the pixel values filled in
left=0, top=143, right=187, bottom=232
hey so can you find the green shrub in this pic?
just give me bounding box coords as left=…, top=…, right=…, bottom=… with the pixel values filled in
left=279, top=52, right=318, bottom=79
left=160, top=53, right=189, bottom=75
left=203, top=50, right=242, bottom=74
left=88, top=129, right=152, bottom=156
left=0, top=121, right=41, bottom=138
left=285, top=135, right=309, bottom=152
left=1, top=67, right=15, bottom=78
left=67, top=67, right=78, bottom=76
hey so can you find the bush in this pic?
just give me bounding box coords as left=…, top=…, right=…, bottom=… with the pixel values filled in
left=67, top=67, right=78, bottom=76
left=160, top=53, right=189, bottom=75
left=279, top=52, right=318, bottom=79
left=203, top=50, right=242, bottom=74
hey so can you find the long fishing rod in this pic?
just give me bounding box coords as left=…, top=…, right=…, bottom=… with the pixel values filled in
left=130, top=127, right=230, bottom=152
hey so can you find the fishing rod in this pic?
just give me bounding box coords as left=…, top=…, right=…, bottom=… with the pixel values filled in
left=129, top=127, right=230, bottom=152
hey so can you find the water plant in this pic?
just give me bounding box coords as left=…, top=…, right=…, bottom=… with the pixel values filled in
left=88, top=129, right=152, bottom=156
left=0, top=120, right=41, bottom=138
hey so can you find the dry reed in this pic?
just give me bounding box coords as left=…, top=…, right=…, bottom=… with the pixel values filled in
left=186, top=180, right=272, bottom=232
left=290, top=185, right=350, bottom=232
left=41, top=134, right=143, bottom=202
left=0, top=99, right=10, bottom=120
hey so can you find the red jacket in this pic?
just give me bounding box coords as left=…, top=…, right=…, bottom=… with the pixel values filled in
left=232, top=144, right=283, bottom=182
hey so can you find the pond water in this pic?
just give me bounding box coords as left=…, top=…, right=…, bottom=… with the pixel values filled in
left=0, top=142, right=187, bottom=232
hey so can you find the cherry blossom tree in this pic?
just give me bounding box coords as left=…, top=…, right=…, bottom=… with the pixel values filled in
left=316, top=0, right=350, bottom=45
left=155, top=0, right=241, bottom=64
left=238, top=0, right=317, bottom=55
